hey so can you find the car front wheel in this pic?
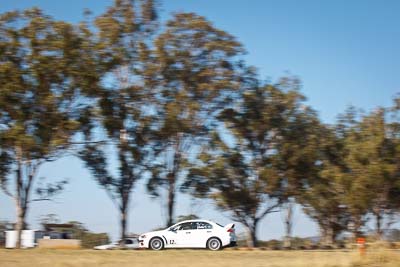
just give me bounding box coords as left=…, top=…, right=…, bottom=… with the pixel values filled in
left=207, top=237, right=221, bottom=251
left=149, top=237, right=164, bottom=251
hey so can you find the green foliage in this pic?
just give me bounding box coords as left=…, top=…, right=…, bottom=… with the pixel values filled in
left=176, top=214, right=200, bottom=222
left=301, top=102, right=400, bottom=244
left=79, top=0, right=158, bottom=241
left=300, top=123, right=351, bottom=245
left=185, top=78, right=320, bottom=247
left=0, top=7, right=100, bottom=246
left=0, top=8, right=91, bottom=162
left=146, top=12, right=244, bottom=226
left=340, top=106, right=399, bottom=238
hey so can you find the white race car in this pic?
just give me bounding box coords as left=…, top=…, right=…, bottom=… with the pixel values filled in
left=138, top=219, right=236, bottom=251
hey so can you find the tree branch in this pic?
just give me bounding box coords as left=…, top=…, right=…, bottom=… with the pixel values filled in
left=1, top=183, right=14, bottom=198
left=257, top=203, right=281, bottom=221
left=29, top=198, right=52, bottom=202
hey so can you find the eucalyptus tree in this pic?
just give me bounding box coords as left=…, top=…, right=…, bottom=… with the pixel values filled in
left=301, top=108, right=369, bottom=244
left=388, top=97, right=400, bottom=230
left=185, top=79, right=317, bottom=247
left=79, top=0, right=158, bottom=241
left=302, top=105, right=400, bottom=243
left=0, top=8, right=100, bottom=247
left=146, top=13, right=243, bottom=227
left=388, top=97, right=400, bottom=219
left=341, top=107, right=398, bottom=240
left=300, top=124, right=351, bottom=246
left=264, top=77, right=321, bottom=248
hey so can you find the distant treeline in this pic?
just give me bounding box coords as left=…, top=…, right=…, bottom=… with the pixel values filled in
left=0, top=0, right=399, bottom=248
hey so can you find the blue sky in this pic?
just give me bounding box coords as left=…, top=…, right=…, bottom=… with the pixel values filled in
left=1, top=0, right=399, bottom=241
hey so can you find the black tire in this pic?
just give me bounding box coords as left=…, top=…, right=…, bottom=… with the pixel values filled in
left=207, top=237, right=221, bottom=251
left=149, top=237, right=164, bottom=251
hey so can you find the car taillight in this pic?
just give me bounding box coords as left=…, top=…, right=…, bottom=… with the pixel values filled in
left=227, top=228, right=234, bottom=233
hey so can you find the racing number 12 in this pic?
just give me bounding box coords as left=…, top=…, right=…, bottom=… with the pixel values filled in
left=169, top=240, right=175, bottom=245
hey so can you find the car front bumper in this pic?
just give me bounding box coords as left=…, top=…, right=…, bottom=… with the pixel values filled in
left=138, top=239, right=147, bottom=248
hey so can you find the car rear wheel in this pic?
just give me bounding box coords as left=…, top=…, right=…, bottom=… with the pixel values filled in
left=149, top=237, right=164, bottom=251
left=207, top=237, right=221, bottom=251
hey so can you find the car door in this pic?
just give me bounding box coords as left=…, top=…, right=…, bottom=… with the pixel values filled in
left=165, top=222, right=195, bottom=248
left=190, top=221, right=214, bottom=248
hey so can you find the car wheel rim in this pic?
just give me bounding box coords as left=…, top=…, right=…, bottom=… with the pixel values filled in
left=152, top=240, right=162, bottom=250
left=209, top=239, right=220, bottom=250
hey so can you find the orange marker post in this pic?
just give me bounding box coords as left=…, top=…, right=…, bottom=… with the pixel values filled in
left=356, top=237, right=366, bottom=257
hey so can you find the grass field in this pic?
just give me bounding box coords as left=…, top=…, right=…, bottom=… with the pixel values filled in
left=0, top=249, right=399, bottom=267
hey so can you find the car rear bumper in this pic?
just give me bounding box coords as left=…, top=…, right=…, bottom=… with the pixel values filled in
left=228, top=241, right=237, bottom=247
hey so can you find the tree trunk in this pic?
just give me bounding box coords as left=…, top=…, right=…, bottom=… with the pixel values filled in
left=326, top=226, right=335, bottom=247
left=15, top=200, right=24, bottom=249
left=283, top=201, right=293, bottom=249
left=351, top=225, right=362, bottom=244
left=246, top=221, right=258, bottom=248
left=120, top=195, right=129, bottom=246
left=120, top=209, right=127, bottom=246
left=166, top=173, right=175, bottom=227
left=319, top=226, right=327, bottom=247
left=15, top=197, right=28, bottom=249
left=326, top=216, right=338, bottom=247
left=15, top=157, right=23, bottom=249
left=319, top=224, right=334, bottom=247
left=14, top=156, right=36, bottom=249
left=375, top=211, right=383, bottom=240
left=352, top=218, right=363, bottom=242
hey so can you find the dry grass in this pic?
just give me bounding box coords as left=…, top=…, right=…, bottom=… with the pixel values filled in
left=0, top=249, right=399, bottom=267
left=350, top=249, right=400, bottom=267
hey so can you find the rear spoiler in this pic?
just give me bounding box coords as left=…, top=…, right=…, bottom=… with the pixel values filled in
left=224, top=223, right=235, bottom=230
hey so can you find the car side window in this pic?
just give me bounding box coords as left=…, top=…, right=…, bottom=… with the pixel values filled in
left=196, top=222, right=212, bottom=230
left=178, top=222, right=195, bottom=230
left=171, top=222, right=197, bottom=231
